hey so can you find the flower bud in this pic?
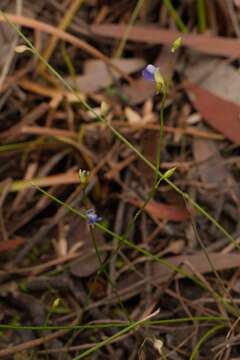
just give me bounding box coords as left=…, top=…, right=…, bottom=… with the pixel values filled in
left=171, top=37, right=182, bottom=53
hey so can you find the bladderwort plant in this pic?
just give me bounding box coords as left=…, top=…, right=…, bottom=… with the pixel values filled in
left=98, top=55, right=176, bottom=288
left=0, top=9, right=239, bottom=358
left=0, top=11, right=237, bottom=247
left=1, top=3, right=238, bottom=301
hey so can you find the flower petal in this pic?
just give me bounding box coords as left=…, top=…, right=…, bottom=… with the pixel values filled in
left=85, top=209, right=102, bottom=225
left=142, top=64, right=156, bottom=81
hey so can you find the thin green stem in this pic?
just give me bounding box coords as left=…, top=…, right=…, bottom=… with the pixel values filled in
left=96, top=171, right=166, bottom=287
left=0, top=316, right=227, bottom=332
left=73, top=318, right=226, bottom=359
left=72, top=311, right=159, bottom=359
left=163, top=0, right=188, bottom=33
left=0, top=139, right=44, bottom=153
left=188, top=209, right=234, bottom=310
left=190, top=324, right=226, bottom=360
left=60, top=42, right=77, bottom=80
left=197, top=0, right=207, bottom=33
left=123, top=159, right=165, bottom=240
left=114, top=0, right=145, bottom=58
left=89, top=226, right=130, bottom=321
left=155, top=92, right=167, bottom=182
left=108, top=78, right=167, bottom=279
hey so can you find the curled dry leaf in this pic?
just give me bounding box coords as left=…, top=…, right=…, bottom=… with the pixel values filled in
left=184, top=56, right=240, bottom=145
left=153, top=338, right=164, bottom=356
left=184, top=80, right=240, bottom=145
left=125, top=107, right=142, bottom=124
left=185, top=56, right=240, bottom=104
left=128, top=198, right=190, bottom=222
left=66, top=58, right=145, bottom=93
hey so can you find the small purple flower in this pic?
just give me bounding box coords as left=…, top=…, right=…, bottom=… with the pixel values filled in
left=142, top=64, right=165, bottom=95
left=85, top=209, right=102, bottom=225
left=142, top=64, right=156, bottom=81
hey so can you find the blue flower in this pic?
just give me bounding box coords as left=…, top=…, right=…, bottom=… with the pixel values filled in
left=142, top=64, right=165, bottom=95
left=142, top=64, right=156, bottom=81
left=85, top=209, right=102, bottom=225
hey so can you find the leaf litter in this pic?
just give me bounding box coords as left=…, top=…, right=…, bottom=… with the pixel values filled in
left=0, top=1, right=240, bottom=359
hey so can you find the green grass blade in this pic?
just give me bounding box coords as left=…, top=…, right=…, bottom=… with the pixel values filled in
left=163, top=0, right=188, bottom=33
left=197, top=0, right=207, bottom=32
left=190, top=324, right=226, bottom=360
left=0, top=316, right=227, bottom=332
left=114, top=0, right=145, bottom=58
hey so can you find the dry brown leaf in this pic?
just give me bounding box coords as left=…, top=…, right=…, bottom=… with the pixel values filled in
left=184, top=80, right=240, bottom=145
left=193, top=138, right=227, bottom=186
left=19, top=79, right=86, bottom=103
left=90, top=24, right=240, bottom=58
left=153, top=339, right=164, bottom=356
left=129, top=198, right=190, bottom=222
left=135, top=130, right=159, bottom=185
left=116, top=252, right=240, bottom=301
left=67, top=219, right=107, bottom=278
left=66, top=58, right=145, bottom=93
left=125, top=104, right=154, bottom=125
left=184, top=57, right=240, bottom=144
left=0, top=172, right=80, bottom=193
left=167, top=239, right=185, bottom=255
left=125, top=107, right=142, bottom=124
left=193, top=136, right=240, bottom=204
left=185, top=56, right=240, bottom=104
left=234, top=0, right=240, bottom=7
left=123, top=78, right=154, bottom=105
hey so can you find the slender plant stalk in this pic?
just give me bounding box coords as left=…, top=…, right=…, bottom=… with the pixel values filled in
left=114, top=0, right=145, bottom=58
left=61, top=42, right=77, bottom=80
left=0, top=316, right=227, bottom=332
left=155, top=92, right=167, bottom=180
left=72, top=310, right=160, bottom=360
left=0, top=139, right=45, bottom=153
left=89, top=226, right=131, bottom=321
left=36, top=0, right=84, bottom=73
left=163, top=0, right=188, bottom=33
left=190, top=324, right=226, bottom=360
left=95, top=171, right=166, bottom=299
left=188, top=208, right=235, bottom=309
left=197, top=0, right=207, bottom=32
